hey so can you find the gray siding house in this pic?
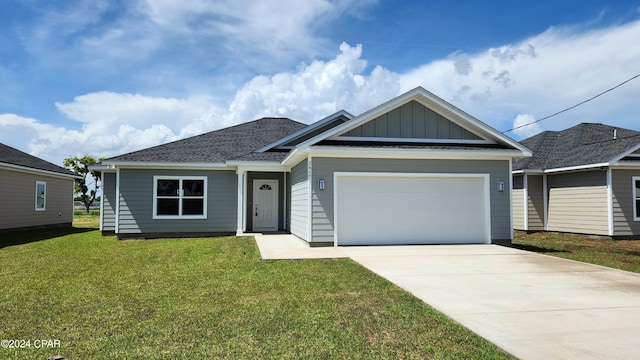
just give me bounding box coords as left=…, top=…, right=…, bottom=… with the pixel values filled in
left=0, top=143, right=78, bottom=232
left=96, top=87, right=531, bottom=245
left=513, top=123, right=640, bottom=238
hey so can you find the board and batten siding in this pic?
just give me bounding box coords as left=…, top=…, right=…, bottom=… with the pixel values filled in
left=310, top=158, right=512, bottom=243
left=289, top=159, right=309, bottom=240
left=512, top=175, right=525, bottom=230
left=117, top=169, right=236, bottom=235
left=0, top=168, right=73, bottom=230
left=101, top=172, right=116, bottom=233
left=546, top=170, right=608, bottom=235
left=526, top=175, right=545, bottom=231
left=611, top=169, right=640, bottom=236
left=340, top=100, right=482, bottom=140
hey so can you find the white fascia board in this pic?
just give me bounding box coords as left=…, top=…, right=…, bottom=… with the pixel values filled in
left=101, top=161, right=228, bottom=169
left=610, top=143, right=640, bottom=163
left=89, top=164, right=116, bottom=173
left=542, top=163, right=609, bottom=174
left=294, top=87, right=532, bottom=157
left=0, top=162, right=81, bottom=179
left=512, top=169, right=544, bottom=174
left=281, top=148, right=309, bottom=167
left=335, top=136, right=493, bottom=144
left=306, top=146, right=525, bottom=160
left=255, top=110, right=354, bottom=153
left=229, top=161, right=290, bottom=173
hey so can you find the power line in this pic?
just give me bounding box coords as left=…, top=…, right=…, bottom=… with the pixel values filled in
left=502, top=72, right=640, bottom=134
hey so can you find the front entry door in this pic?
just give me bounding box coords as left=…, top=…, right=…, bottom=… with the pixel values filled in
left=252, top=179, right=279, bottom=232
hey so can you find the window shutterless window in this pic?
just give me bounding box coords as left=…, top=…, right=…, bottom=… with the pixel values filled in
left=153, top=176, right=207, bottom=219
left=35, top=181, right=46, bottom=211
left=634, top=177, right=640, bottom=221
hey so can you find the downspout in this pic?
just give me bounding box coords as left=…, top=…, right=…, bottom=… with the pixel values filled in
left=99, top=171, right=104, bottom=232
left=115, top=168, right=120, bottom=235
left=543, top=173, right=548, bottom=231
left=606, top=167, right=614, bottom=236
left=523, top=174, right=529, bottom=232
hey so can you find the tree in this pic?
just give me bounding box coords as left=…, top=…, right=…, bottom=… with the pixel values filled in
left=64, top=155, right=104, bottom=214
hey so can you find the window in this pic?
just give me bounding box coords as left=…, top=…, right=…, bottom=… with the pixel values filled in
left=634, top=177, right=640, bottom=221
left=153, top=176, right=207, bottom=219
left=35, top=181, right=46, bottom=211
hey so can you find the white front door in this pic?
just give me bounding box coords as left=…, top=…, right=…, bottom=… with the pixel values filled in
left=252, top=179, right=279, bottom=231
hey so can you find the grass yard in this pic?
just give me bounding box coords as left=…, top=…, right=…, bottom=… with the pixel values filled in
left=513, top=231, right=640, bottom=273
left=0, top=216, right=512, bottom=359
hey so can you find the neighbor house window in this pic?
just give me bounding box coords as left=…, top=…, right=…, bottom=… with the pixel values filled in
left=634, top=177, right=640, bottom=221
left=35, top=181, right=46, bottom=211
left=153, top=176, right=207, bottom=219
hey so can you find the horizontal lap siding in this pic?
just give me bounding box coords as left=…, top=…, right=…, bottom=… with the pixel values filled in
left=547, top=171, right=608, bottom=235
left=118, top=169, right=236, bottom=234
left=0, top=169, right=73, bottom=230
left=513, top=188, right=525, bottom=230
left=311, top=158, right=512, bottom=243
left=527, top=175, right=545, bottom=231
left=612, top=169, right=640, bottom=236
left=102, top=172, right=116, bottom=232
left=290, top=160, right=309, bottom=240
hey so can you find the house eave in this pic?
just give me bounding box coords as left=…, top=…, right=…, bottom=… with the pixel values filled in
left=0, top=162, right=81, bottom=179
left=101, top=161, right=229, bottom=169
left=255, top=110, right=354, bottom=153
left=305, top=146, right=527, bottom=160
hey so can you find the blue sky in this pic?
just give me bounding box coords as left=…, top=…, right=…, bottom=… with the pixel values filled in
left=1, top=0, right=640, bottom=166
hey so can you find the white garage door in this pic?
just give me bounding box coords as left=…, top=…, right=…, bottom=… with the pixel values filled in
left=335, top=173, right=490, bottom=246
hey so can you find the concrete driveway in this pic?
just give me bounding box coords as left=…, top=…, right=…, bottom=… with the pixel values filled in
left=254, top=234, right=640, bottom=360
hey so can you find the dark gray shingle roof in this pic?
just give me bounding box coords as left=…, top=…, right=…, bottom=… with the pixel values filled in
left=0, top=143, right=77, bottom=176
left=106, top=117, right=307, bottom=163
left=513, top=123, right=640, bottom=171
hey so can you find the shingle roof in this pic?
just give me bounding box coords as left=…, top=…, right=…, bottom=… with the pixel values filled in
left=0, top=143, right=77, bottom=176
left=513, top=123, right=640, bottom=171
left=106, top=118, right=307, bottom=163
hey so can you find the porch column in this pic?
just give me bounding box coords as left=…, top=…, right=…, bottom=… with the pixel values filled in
left=236, top=169, right=245, bottom=235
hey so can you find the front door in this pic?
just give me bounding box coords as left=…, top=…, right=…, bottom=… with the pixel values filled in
left=252, top=179, right=279, bottom=232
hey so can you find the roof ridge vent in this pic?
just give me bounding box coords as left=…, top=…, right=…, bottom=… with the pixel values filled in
left=613, top=129, right=617, bottom=140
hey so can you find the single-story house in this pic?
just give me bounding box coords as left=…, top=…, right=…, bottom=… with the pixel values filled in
left=0, top=143, right=79, bottom=232
left=513, top=123, right=640, bottom=238
left=95, top=87, right=531, bottom=246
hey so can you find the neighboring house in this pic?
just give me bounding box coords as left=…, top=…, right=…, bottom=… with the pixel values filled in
left=513, top=123, right=640, bottom=238
left=95, top=87, right=531, bottom=246
left=0, top=143, right=79, bottom=232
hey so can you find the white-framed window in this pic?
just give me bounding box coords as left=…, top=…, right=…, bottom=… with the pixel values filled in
left=153, top=176, right=207, bottom=219
left=35, top=181, right=46, bottom=211
left=634, top=176, right=640, bottom=221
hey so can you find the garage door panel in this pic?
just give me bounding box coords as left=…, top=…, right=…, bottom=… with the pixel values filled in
left=336, top=174, right=489, bottom=245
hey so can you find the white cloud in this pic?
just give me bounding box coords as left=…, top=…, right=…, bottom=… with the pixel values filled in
left=512, top=114, right=543, bottom=138
left=227, top=42, right=399, bottom=123
left=399, top=20, right=640, bottom=136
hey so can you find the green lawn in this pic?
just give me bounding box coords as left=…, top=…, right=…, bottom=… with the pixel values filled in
left=513, top=231, right=640, bottom=273
left=0, top=217, right=511, bottom=359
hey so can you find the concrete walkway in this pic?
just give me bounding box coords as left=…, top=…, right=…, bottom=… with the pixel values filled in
left=254, top=233, right=640, bottom=360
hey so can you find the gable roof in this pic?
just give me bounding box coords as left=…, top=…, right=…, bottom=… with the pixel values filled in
left=104, top=118, right=307, bottom=165
left=292, top=87, right=531, bottom=156
left=513, top=123, right=640, bottom=171
left=0, top=143, right=77, bottom=177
